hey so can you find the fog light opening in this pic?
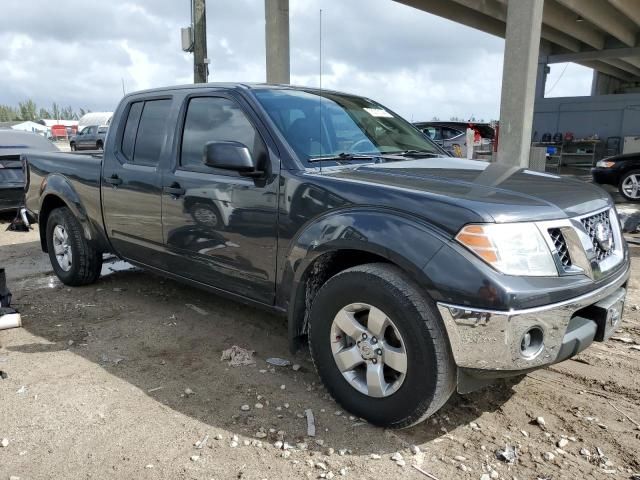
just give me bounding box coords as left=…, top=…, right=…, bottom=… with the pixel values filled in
left=520, top=326, right=544, bottom=359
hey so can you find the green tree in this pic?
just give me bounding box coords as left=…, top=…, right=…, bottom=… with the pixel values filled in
left=18, top=99, right=37, bottom=121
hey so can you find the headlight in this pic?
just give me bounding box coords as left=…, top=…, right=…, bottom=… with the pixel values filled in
left=456, top=223, right=557, bottom=276
left=596, top=160, right=615, bottom=168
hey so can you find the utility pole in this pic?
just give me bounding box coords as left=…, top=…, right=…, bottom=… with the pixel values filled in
left=265, top=0, right=290, bottom=84
left=193, top=0, right=208, bottom=83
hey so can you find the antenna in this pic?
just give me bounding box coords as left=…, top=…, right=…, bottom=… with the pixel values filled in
left=318, top=8, right=323, bottom=173
left=121, top=78, right=126, bottom=96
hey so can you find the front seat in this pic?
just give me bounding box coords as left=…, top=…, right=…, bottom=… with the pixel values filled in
left=287, top=118, right=322, bottom=158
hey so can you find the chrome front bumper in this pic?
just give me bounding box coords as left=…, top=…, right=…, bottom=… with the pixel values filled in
left=437, top=265, right=630, bottom=371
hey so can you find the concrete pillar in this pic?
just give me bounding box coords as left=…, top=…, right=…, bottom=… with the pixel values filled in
left=591, top=71, right=621, bottom=95
left=497, top=0, right=544, bottom=167
left=265, top=0, right=290, bottom=84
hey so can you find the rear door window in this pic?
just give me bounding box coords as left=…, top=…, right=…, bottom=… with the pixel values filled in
left=121, top=102, right=143, bottom=161
left=133, top=99, right=172, bottom=166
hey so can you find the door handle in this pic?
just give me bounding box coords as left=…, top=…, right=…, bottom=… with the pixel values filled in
left=163, top=183, right=185, bottom=197
left=104, top=175, right=122, bottom=186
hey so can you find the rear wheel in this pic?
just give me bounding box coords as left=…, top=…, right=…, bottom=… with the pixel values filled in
left=96, top=140, right=103, bottom=150
left=308, top=263, right=456, bottom=428
left=70, top=142, right=77, bottom=151
left=619, top=170, right=640, bottom=201
left=46, top=207, right=102, bottom=286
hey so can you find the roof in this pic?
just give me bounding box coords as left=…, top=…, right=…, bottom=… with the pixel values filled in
left=394, top=0, right=640, bottom=83
left=123, top=82, right=356, bottom=100
left=78, top=112, right=113, bottom=128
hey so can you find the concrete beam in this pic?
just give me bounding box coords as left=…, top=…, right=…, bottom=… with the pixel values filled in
left=608, top=0, right=640, bottom=28
left=394, top=0, right=506, bottom=37
left=454, top=0, right=581, bottom=51
left=623, top=56, right=640, bottom=69
left=545, top=46, right=640, bottom=63
left=497, top=0, right=544, bottom=167
left=556, top=0, right=638, bottom=47
left=601, top=58, right=640, bottom=78
left=543, top=0, right=605, bottom=50
left=265, top=0, right=290, bottom=84
left=582, top=60, right=636, bottom=81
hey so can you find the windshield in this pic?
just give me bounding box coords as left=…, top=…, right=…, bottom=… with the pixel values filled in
left=253, top=89, right=443, bottom=166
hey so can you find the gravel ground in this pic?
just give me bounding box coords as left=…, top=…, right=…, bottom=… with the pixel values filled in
left=1, top=213, right=639, bottom=480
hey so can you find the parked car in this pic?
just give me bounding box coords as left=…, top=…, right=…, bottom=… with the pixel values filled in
left=70, top=125, right=108, bottom=151
left=23, top=84, right=629, bottom=428
left=0, top=130, right=58, bottom=213
left=414, top=121, right=494, bottom=156
left=592, top=152, right=640, bottom=201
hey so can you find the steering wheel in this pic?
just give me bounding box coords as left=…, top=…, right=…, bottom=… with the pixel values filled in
left=349, top=138, right=375, bottom=153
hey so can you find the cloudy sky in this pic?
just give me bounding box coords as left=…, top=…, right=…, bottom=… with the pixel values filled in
left=0, top=0, right=592, bottom=121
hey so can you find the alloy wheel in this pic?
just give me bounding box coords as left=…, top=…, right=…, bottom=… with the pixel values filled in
left=329, top=303, right=407, bottom=398
left=53, top=224, right=73, bottom=271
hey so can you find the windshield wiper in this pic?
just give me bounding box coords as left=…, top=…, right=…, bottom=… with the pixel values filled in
left=308, top=153, right=376, bottom=163
left=386, top=150, right=441, bottom=158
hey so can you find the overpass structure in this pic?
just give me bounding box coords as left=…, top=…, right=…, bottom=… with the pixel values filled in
left=264, top=0, right=640, bottom=167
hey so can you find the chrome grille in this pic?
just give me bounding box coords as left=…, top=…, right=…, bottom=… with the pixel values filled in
left=581, top=210, right=615, bottom=262
left=548, top=228, right=571, bottom=267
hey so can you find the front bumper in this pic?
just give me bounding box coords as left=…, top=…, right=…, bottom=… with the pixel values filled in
left=591, top=167, right=619, bottom=186
left=437, top=262, right=629, bottom=373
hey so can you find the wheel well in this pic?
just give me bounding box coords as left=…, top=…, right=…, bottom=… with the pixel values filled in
left=38, top=195, right=68, bottom=252
left=289, top=249, right=392, bottom=351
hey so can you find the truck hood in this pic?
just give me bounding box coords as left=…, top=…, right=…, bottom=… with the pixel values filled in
left=318, top=157, right=611, bottom=223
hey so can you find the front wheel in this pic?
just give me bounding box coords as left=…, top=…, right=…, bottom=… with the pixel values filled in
left=46, top=207, right=102, bottom=286
left=619, top=170, right=640, bottom=201
left=308, top=263, right=456, bottom=428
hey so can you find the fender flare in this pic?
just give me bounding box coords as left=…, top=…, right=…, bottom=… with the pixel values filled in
left=278, top=208, right=448, bottom=350
left=37, top=174, right=108, bottom=253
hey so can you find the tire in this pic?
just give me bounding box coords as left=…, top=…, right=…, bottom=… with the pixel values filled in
left=618, top=169, right=640, bottom=202
left=70, top=142, right=76, bottom=151
left=190, top=202, right=223, bottom=228
left=96, top=140, right=103, bottom=150
left=46, top=207, right=102, bottom=286
left=308, top=263, right=456, bottom=428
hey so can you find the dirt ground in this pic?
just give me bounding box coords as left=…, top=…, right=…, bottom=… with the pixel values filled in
left=0, top=212, right=639, bottom=480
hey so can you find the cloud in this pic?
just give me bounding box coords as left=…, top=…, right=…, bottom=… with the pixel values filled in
left=0, top=0, right=591, bottom=120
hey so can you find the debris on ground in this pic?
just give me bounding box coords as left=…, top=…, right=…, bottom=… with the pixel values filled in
left=194, top=434, right=208, bottom=449
left=220, top=346, right=255, bottom=367
left=185, top=303, right=208, bottom=315
left=0, top=370, right=7, bottom=379
left=611, top=336, right=634, bottom=344
left=305, top=409, right=316, bottom=437
left=495, top=444, right=518, bottom=464
left=1, top=438, right=9, bottom=448
left=266, top=357, right=291, bottom=367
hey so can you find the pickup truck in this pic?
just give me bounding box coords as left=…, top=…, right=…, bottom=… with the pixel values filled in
left=23, top=83, right=630, bottom=428
left=69, top=125, right=108, bottom=151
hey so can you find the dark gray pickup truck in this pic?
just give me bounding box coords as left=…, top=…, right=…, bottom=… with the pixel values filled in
left=23, top=83, right=630, bottom=428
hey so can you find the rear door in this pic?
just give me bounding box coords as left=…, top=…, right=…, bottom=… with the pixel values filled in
left=161, top=93, right=279, bottom=304
left=101, top=97, right=173, bottom=266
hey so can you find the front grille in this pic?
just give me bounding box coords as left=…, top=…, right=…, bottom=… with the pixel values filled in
left=581, top=210, right=615, bottom=262
left=548, top=228, right=571, bottom=267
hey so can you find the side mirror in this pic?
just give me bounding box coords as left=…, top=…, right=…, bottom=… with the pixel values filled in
left=203, top=141, right=262, bottom=177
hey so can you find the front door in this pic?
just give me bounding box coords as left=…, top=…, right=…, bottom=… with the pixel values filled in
left=102, top=98, right=172, bottom=266
left=161, top=94, right=279, bottom=304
